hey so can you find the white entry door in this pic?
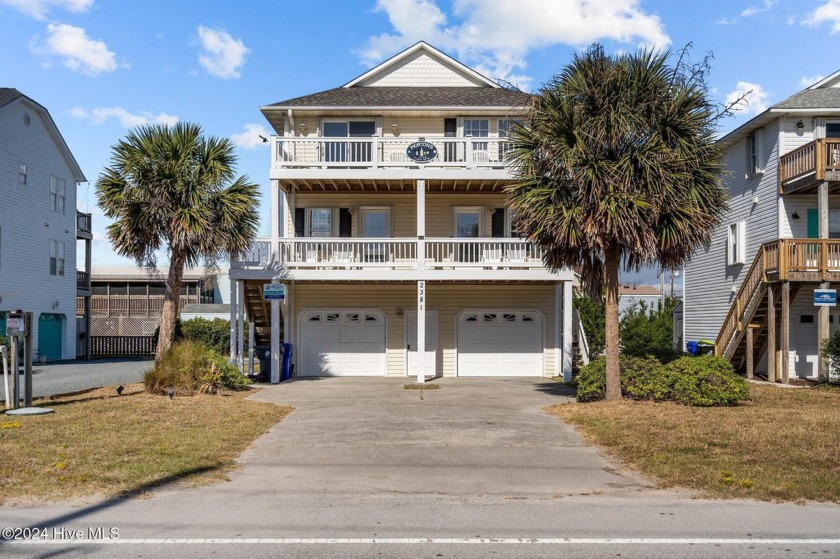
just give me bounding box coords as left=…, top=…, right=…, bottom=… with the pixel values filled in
left=457, top=310, right=543, bottom=376
left=406, top=311, right=437, bottom=376
left=299, top=309, right=386, bottom=376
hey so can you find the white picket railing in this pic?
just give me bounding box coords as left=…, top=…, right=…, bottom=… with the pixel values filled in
left=232, top=237, right=546, bottom=271
left=273, top=136, right=511, bottom=170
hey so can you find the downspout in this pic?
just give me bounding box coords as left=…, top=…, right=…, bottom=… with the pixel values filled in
left=287, top=109, right=295, bottom=137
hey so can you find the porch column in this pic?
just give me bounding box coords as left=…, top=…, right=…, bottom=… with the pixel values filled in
left=746, top=326, right=755, bottom=380
left=562, top=281, right=574, bottom=381
left=781, top=281, right=790, bottom=384
left=766, top=283, right=776, bottom=383
left=270, top=280, right=281, bottom=384
left=248, top=321, right=255, bottom=376
left=416, top=179, right=426, bottom=270
left=237, top=280, right=245, bottom=372
left=416, top=280, right=426, bottom=384
left=818, top=181, right=831, bottom=383
left=229, top=279, right=237, bottom=363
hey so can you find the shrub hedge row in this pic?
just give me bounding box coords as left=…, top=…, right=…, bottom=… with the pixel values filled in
left=576, top=354, right=749, bottom=406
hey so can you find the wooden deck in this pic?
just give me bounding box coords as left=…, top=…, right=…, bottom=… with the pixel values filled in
left=779, top=138, right=840, bottom=194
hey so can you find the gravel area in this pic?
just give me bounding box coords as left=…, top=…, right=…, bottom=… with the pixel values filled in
left=1, top=358, right=152, bottom=401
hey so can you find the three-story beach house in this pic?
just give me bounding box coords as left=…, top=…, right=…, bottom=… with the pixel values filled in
left=229, top=42, right=576, bottom=382
left=685, top=71, right=840, bottom=382
left=0, top=88, right=90, bottom=361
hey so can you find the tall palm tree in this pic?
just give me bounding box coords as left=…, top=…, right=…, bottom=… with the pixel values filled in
left=507, top=46, right=728, bottom=400
left=97, top=122, right=260, bottom=362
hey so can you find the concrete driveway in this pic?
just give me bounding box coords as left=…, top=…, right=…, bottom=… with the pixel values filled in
left=243, top=376, right=651, bottom=498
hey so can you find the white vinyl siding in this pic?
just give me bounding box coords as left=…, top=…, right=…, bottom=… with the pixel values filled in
left=685, top=120, right=780, bottom=343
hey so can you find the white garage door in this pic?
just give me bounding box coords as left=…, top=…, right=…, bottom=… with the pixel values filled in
left=299, top=309, right=386, bottom=376
left=457, top=310, right=543, bottom=376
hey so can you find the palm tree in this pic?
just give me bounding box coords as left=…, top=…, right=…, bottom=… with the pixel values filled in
left=507, top=46, right=728, bottom=400
left=97, top=122, right=260, bottom=362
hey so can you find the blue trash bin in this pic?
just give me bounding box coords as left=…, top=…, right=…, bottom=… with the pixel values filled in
left=686, top=341, right=698, bottom=356
left=281, top=343, right=294, bottom=381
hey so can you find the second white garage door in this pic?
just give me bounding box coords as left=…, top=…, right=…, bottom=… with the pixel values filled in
left=299, top=309, right=386, bottom=376
left=457, top=310, right=543, bottom=376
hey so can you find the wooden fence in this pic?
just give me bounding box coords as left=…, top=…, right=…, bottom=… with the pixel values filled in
left=90, top=336, right=157, bottom=357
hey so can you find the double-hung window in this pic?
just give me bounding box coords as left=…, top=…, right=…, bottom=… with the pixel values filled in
left=50, top=175, right=66, bottom=214
left=49, top=239, right=65, bottom=276
left=307, top=208, right=333, bottom=237
left=463, top=119, right=489, bottom=162
left=727, top=221, right=745, bottom=266
left=746, top=128, right=764, bottom=177
left=18, top=162, right=27, bottom=185
left=498, top=119, right=522, bottom=161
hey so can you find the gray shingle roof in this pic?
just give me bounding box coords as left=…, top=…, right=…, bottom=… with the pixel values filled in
left=773, top=88, right=840, bottom=109
left=0, top=88, right=23, bottom=109
left=265, top=86, right=532, bottom=108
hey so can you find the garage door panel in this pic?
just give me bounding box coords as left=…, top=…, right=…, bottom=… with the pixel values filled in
left=458, top=311, right=543, bottom=377
left=299, top=309, right=386, bottom=376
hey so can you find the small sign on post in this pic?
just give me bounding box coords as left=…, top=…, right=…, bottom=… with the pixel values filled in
left=263, top=283, right=286, bottom=300
left=6, top=312, right=25, bottom=336
left=814, top=289, right=837, bottom=307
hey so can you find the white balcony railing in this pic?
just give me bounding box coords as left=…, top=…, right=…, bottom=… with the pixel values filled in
left=273, top=136, right=512, bottom=170
left=232, top=237, right=547, bottom=273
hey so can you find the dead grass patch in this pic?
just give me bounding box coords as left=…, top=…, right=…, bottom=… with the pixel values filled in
left=0, top=383, right=291, bottom=504
left=547, top=384, right=840, bottom=502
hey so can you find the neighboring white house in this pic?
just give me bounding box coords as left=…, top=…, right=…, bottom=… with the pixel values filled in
left=229, top=41, right=576, bottom=382
left=0, top=88, right=88, bottom=361
left=685, top=71, right=840, bottom=382
left=618, top=285, right=663, bottom=316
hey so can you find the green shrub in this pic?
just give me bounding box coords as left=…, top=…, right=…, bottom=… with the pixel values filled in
left=576, top=355, right=668, bottom=402
left=821, top=331, right=840, bottom=380
left=181, top=317, right=248, bottom=355
left=574, top=295, right=605, bottom=358
left=620, top=297, right=681, bottom=363
left=664, top=355, right=749, bottom=406
left=144, top=340, right=250, bottom=396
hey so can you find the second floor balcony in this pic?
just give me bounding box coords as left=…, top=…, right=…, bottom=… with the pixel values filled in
left=272, top=136, right=512, bottom=175
left=77, top=211, right=92, bottom=240
left=230, top=237, right=565, bottom=282
left=779, top=138, right=840, bottom=194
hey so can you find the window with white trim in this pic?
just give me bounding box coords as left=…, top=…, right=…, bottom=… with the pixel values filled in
left=18, top=162, right=27, bottom=185
left=49, top=239, right=65, bottom=276
left=746, top=128, right=764, bottom=177
left=307, top=208, right=332, bottom=237
left=727, top=221, right=746, bottom=265
left=49, top=175, right=66, bottom=214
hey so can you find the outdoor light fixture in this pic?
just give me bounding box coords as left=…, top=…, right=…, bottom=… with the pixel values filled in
left=390, top=123, right=400, bottom=134
left=796, top=119, right=805, bottom=131
left=792, top=211, right=801, bottom=219
left=298, top=123, right=307, bottom=134
left=51, top=300, right=59, bottom=309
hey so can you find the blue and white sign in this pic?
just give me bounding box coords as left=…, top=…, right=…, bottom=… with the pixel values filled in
left=814, top=289, right=837, bottom=307
left=263, top=283, right=286, bottom=300
left=406, top=140, right=438, bottom=163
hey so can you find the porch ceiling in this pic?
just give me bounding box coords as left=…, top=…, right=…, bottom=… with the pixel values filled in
left=285, top=177, right=512, bottom=193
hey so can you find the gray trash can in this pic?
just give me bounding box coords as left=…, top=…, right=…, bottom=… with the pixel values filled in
left=255, top=346, right=270, bottom=378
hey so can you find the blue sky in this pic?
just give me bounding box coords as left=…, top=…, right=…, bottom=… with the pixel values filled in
left=3, top=0, right=840, bottom=284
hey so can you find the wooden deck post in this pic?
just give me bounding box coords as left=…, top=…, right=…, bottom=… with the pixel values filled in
left=746, top=326, right=755, bottom=380
left=818, top=181, right=831, bottom=384
left=781, top=281, right=791, bottom=384
left=766, top=283, right=776, bottom=383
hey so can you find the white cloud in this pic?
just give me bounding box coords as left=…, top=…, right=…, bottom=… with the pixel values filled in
left=716, top=0, right=774, bottom=25
left=34, top=23, right=117, bottom=75
left=71, top=106, right=178, bottom=128
left=725, top=81, right=771, bottom=116
left=230, top=124, right=271, bottom=150
left=358, top=0, right=670, bottom=90
left=0, top=0, right=92, bottom=20
left=196, top=25, right=249, bottom=79
left=803, top=0, right=840, bottom=32
left=799, top=75, right=825, bottom=89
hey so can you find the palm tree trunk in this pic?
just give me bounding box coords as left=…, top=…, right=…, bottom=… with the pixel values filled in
left=604, top=245, right=622, bottom=401
left=155, top=252, right=185, bottom=363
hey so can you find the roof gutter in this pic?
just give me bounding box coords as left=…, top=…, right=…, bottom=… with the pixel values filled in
left=261, top=105, right=529, bottom=112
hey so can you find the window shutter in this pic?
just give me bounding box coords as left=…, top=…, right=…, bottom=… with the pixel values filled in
left=737, top=221, right=746, bottom=264
left=491, top=208, right=505, bottom=238
left=339, top=208, right=352, bottom=237
left=807, top=208, right=819, bottom=239
left=294, top=208, right=305, bottom=237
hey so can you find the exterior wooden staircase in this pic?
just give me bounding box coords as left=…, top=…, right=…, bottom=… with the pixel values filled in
left=716, top=238, right=840, bottom=378
left=242, top=280, right=278, bottom=347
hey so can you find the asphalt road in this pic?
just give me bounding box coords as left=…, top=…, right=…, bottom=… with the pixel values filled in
left=1, top=377, right=838, bottom=559
left=1, top=358, right=152, bottom=401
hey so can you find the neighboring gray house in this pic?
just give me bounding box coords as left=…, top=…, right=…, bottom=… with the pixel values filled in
left=0, top=88, right=89, bottom=361
left=684, top=70, right=840, bottom=382
left=618, top=285, right=663, bottom=316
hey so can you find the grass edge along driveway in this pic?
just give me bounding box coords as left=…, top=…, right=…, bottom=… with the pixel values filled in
left=547, top=384, right=840, bottom=502
left=0, top=384, right=292, bottom=505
